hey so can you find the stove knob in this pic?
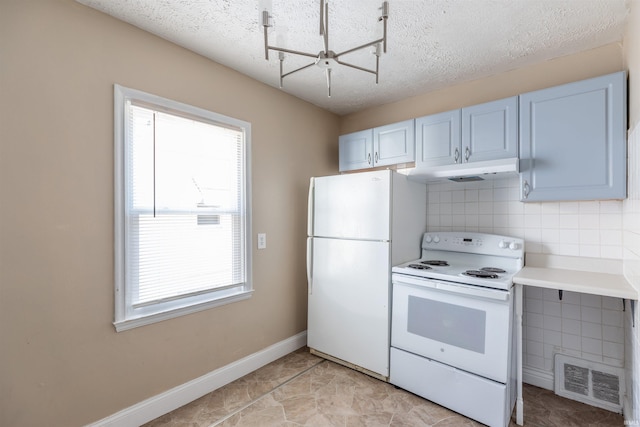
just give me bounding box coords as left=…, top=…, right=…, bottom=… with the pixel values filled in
left=498, top=240, right=508, bottom=249
left=433, top=235, right=440, bottom=243
left=425, top=235, right=433, bottom=243
left=509, top=242, right=519, bottom=250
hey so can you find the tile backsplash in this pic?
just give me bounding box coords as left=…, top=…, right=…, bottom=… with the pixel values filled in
left=523, top=288, right=625, bottom=372
left=426, top=176, right=624, bottom=259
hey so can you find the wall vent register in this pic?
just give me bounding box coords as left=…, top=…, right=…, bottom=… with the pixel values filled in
left=554, top=354, right=623, bottom=413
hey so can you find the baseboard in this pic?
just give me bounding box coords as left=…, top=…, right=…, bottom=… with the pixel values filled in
left=523, top=366, right=554, bottom=391
left=86, top=331, right=307, bottom=427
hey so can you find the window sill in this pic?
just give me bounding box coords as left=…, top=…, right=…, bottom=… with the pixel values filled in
left=113, top=290, right=253, bottom=332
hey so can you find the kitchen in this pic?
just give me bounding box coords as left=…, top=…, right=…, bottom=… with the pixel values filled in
left=2, top=1, right=640, bottom=427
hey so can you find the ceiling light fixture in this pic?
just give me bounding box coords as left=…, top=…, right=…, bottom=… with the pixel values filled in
left=260, top=0, right=389, bottom=98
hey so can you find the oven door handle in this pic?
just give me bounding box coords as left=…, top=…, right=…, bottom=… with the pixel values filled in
left=393, top=275, right=510, bottom=302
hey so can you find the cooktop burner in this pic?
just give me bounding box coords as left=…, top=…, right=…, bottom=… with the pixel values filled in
left=463, top=270, right=500, bottom=279
left=408, top=264, right=432, bottom=270
left=480, top=267, right=506, bottom=274
left=421, top=260, right=449, bottom=267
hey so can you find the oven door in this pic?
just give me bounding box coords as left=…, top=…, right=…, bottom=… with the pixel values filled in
left=391, top=274, right=512, bottom=383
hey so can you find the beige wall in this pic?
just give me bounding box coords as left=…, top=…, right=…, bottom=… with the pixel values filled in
left=0, top=1, right=339, bottom=426
left=341, top=43, right=624, bottom=134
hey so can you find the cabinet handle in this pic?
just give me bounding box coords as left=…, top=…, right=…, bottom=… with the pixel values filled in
left=465, top=146, right=470, bottom=162
left=368, top=153, right=372, bottom=165
left=454, top=148, right=460, bottom=163
left=523, top=180, right=530, bottom=199
left=375, top=152, right=379, bottom=164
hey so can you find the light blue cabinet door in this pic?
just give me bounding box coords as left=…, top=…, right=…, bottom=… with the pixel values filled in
left=519, top=72, right=627, bottom=202
left=415, top=109, right=461, bottom=167
left=462, top=96, right=518, bottom=163
left=339, top=129, right=374, bottom=172
left=373, top=119, right=415, bottom=167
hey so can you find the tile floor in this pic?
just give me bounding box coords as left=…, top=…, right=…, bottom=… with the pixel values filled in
left=144, top=347, right=623, bottom=426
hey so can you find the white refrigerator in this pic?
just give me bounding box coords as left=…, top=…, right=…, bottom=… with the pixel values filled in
left=306, top=169, right=427, bottom=379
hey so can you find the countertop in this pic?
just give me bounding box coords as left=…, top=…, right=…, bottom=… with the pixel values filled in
left=513, top=253, right=638, bottom=300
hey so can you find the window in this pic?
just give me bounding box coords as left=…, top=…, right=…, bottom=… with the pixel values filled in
left=114, top=85, right=252, bottom=331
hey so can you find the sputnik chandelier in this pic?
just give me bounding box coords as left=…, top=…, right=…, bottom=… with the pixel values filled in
left=260, top=0, right=390, bottom=97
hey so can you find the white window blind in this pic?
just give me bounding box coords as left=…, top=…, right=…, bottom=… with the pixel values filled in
left=114, top=85, right=252, bottom=331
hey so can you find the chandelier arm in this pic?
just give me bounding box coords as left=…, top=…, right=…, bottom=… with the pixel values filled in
left=263, top=25, right=270, bottom=60
left=323, top=1, right=329, bottom=54
left=382, top=17, right=388, bottom=53
left=261, top=9, right=271, bottom=60
left=382, top=1, right=389, bottom=53
left=267, top=46, right=318, bottom=59
left=319, top=0, right=325, bottom=35
left=334, top=59, right=377, bottom=76
left=281, top=62, right=316, bottom=79
left=334, top=38, right=384, bottom=58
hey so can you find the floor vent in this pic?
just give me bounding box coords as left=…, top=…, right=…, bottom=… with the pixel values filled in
left=554, top=354, right=623, bottom=413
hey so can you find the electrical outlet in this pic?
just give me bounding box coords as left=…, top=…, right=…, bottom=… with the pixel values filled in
left=257, top=233, right=266, bottom=249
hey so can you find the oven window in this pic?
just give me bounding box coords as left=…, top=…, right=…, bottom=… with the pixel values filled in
left=407, top=295, right=486, bottom=354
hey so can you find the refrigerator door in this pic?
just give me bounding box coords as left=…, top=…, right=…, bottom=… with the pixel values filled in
left=310, top=170, right=390, bottom=241
left=307, top=237, right=391, bottom=377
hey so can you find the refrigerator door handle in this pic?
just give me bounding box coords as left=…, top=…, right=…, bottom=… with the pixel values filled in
left=306, top=237, right=313, bottom=294
left=307, top=177, right=314, bottom=237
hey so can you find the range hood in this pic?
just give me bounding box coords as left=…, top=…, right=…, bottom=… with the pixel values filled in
left=407, top=157, right=519, bottom=183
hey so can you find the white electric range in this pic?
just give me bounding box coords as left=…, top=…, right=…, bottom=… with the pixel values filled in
left=390, top=232, right=524, bottom=427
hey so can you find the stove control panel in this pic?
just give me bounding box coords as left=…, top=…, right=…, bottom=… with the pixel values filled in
left=421, top=232, right=524, bottom=258
left=423, top=234, right=484, bottom=247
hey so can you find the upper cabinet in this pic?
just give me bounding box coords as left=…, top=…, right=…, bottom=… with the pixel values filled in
left=415, top=97, right=518, bottom=168
left=415, top=109, right=461, bottom=167
left=462, top=97, right=518, bottom=162
left=375, top=120, right=415, bottom=167
left=519, top=72, right=627, bottom=202
left=339, top=119, right=415, bottom=172
left=338, top=128, right=373, bottom=172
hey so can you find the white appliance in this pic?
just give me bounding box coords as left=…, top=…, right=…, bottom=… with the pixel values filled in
left=306, top=169, right=427, bottom=380
left=390, top=232, right=524, bottom=427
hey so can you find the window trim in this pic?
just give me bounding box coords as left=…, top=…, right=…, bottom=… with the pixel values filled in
left=113, top=84, right=252, bottom=332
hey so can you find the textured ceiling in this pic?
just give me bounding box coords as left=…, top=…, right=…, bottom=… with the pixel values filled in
left=76, top=0, right=629, bottom=115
